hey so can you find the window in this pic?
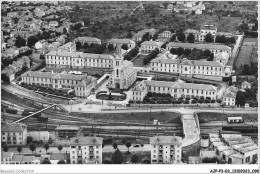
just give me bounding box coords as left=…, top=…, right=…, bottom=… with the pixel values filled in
left=154, top=145, right=156, bottom=148
left=153, top=155, right=156, bottom=158
left=96, top=156, right=99, bottom=159
left=96, top=146, right=99, bottom=149
left=96, top=151, right=99, bottom=154
left=154, top=150, right=156, bottom=153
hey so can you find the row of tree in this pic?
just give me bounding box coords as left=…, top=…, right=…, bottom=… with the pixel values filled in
left=169, top=47, right=214, bottom=60
left=215, top=35, right=236, bottom=44
left=143, top=48, right=160, bottom=65
left=124, top=48, right=139, bottom=61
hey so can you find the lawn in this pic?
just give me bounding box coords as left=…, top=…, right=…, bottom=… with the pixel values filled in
left=197, top=112, right=258, bottom=124
left=131, top=54, right=147, bottom=67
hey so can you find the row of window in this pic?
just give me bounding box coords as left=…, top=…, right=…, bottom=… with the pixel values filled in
left=152, top=64, right=223, bottom=71
left=47, top=56, right=112, bottom=63
left=2, top=132, right=22, bottom=136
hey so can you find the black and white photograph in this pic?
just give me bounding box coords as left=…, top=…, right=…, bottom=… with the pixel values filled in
left=1, top=0, right=258, bottom=174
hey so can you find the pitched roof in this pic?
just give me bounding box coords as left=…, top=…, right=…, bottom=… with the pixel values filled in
left=75, top=37, right=101, bottom=43
left=226, top=86, right=238, bottom=93
left=69, top=136, right=103, bottom=146
left=223, top=91, right=236, bottom=98
left=184, top=28, right=200, bottom=34
left=193, top=60, right=223, bottom=67
left=167, top=42, right=231, bottom=51
left=12, top=155, right=23, bottom=161
left=150, top=136, right=182, bottom=145
left=201, top=25, right=217, bottom=31
left=1, top=123, right=27, bottom=132
left=242, top=81, right=251, bottom=85
left=50, top=153, right=66, bottom=161
left=2, top=152, right=14, bottom=158
left=107, top=38, right=135, bottom=44
left=151, top=58, right=181, bottom=64
left=214, top=52, right=229, bottom=60
left=132, top=80, right=147, bottom=91
left=55, top=125, right=80, bottom=131
left=21, top=71, right=58, bottom=78
left=172, top=82, right=217, bottom=91
left=22, top=156, right=34, bottom=163
left=76, top=76, right=97, bottom=87
left=180, top=59, right=193, bottom=66
left=141, top=41, right=162, bottom=47
left=52, top=73, right=88, bottom=81
left=146, top=80, right=175, bottom=88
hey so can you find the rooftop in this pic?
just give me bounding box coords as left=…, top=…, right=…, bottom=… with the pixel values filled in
left=1, top=123, right=27, bottom=132
left=167, top=42, right=231, bottom=50
left=69, top=136, right=103, bottom=146
left=55, top=125, right=80, bottom=131
left=150, top=136, right=182, bottom=145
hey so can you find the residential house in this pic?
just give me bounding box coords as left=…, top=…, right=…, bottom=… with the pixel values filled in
left=50, top=153, right=67, bottom=164
left=132, top=80, right=148, bottom=101
left=107, top=38, right=136, bottom=49
left=35, top=40, right=48, bottom=50
left=1, top=123, right=28, bottom=145
left=159, top=30, right=174, bottom=39
left=132, top=28, right=158, bottom=42
left=241, top=81, right=251, bottom=89
left=184, top=29, right=200, bottom=41
left=1, top=66, right=16, bottom=82
left=150, top=135, right=182, bottom=164
left=199, top=25, right=217, bottom=41
left=222, top=86, right=238, bottom=106
left=141, top=41, right=163, bottom=53
left=69, top=136, right=103, bottom=164
left=49, top=21, right=59, bottom=30
left=56, top=35, right=67, bottom=45
left=3, top=47, right=20, bottom=58
left=214, top=52, right=230, bottom=66
left=57, top=42, right=76, bottom=52
left=1, top=152, right=14, bottom=164
left=194, top=3, right=206, bottom=15
left=74, top=37, right=101, bottom=45
left=27, top=131, right=49, bottom=143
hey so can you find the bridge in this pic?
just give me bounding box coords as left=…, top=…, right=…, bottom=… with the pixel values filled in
left=14, top=104, right=56, bottom=123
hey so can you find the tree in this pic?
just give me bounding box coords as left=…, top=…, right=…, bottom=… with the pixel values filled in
left=170, top=48, right=177, bottom=54
left=141, top=144, right=144, bottom=151
left=215, top=35, right=221, bottom=43
left=44, top=143, right=50, bottom=154
left=205, top=33, right=214, bottom=42
left=127, top=32, right=133, bottom=38
left=131, top=154, right=139, bottom=164
left=187, top=33, right=195, bottom=43
left=170, top=34, right=176, bottom=42
left=76, top=42, right=82, bottom=50
left=42, top=158, right=51, bottom=164
left=177, top=32, right=185, bottom=42
left=121, top=44, right=128, bottom=50
left=57, top=144, right=63, bottom=153
left=203, top=49, right=211, bottom=57
left=111, top=149, right=123, bottom=164
left=29, top=143, right=36, bottom=154
left=125, top=142, right=132, bottom=153
left=112, top=142, right=118, bottom=150
left=27, top=136, right=33, bottom=144
left=184, top=48, right=191, bottom=56
left=57, top=160, right=66, bottom=164
left=83, top=42, right=89, bottom=49
left=3, top=144, right=8, bottom=152
left=108, top=44, right=114, bottom=51
left=27, top=36, right=39, bottom=47
left=15, top=36, right=26, bottom=48
left=152, top=33, right=159, bottom=41
left=242, top=64, right=250, bottom=75
left=17, top=145, right=22, bottom=154
left=236, top=91, right=245, bottom=107
left=176, top=47, right=184, bottom=56
left=228, top=37, right=236, bottom=44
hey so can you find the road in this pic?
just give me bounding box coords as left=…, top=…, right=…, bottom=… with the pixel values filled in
left=7, top=144, right=151, bottom=155
left=228, top=35, right=244, bottom=67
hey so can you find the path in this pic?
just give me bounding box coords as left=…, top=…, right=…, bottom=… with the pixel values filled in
left=228, top=35, right=244, bottom=67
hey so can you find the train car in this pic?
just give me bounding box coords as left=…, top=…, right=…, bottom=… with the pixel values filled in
left=37, top=116, right=48, bottom=122
left=22, top=109, right=41, bottom=118
left=6, top=108, right=18, bottom=114
left=227, top=117, right=244, bottom=123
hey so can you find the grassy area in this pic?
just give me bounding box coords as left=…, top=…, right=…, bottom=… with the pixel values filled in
left=197, top=112, right=258, bottom=124
left=102, top=150, right=151, bottom=164
left=71, top=111, right=181, bottom=124
left=132, top=54, right=146, bottom=67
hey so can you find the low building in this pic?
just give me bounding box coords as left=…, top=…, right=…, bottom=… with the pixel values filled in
left=141, top=41, right=163, bottom=53
left=1, top=123, right=27, bottom=145
left=1, top=152, right=14, bottom=164
left=1, top=66, right=16, bottom=82
left=107, top=38, right=136, bottom=49
left=150, top=135, right=182, bottom=164
left=241, top=81, right=251, bottom=89
left=214, top=52, right=230, bottom=66
left=132, top=28, right=158, bottom=42
left=50, top=153, right=68, bottom=164
left=69, top=136, right=103, bottom=164
left=57, top=42, right=76, bottom=53
left=55, top=125, right=80, bottom=139
left=132, top=80, right=148, bottom=101
left=222, top=86, right=238, bottom=106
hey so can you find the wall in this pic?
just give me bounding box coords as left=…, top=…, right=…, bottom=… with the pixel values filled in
left=28, top=131, right=49, bottom=142
left=193, top=74, right=223, bottom=81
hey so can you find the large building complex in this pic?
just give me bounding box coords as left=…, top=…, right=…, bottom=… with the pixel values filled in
left=45, top=51, right=114, bottom=69
left=21, top=71, right=97, bottom=98
left=1, top=123, right=27, bottom=145
left=69, top=136, right=103, bottom=164
left=166, top=42, right=231, bottom=57
left=132, top=80, right=217, bottom=101
left=150, top=136, right=182, bottom=164
left=150, top=58, right=232, bottom=78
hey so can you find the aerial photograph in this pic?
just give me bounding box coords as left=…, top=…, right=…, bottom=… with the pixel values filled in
left=1, top=0, right=258, bottom=169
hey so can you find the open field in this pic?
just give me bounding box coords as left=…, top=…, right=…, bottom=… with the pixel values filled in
left=131, top=54, right=146, bottom=67
left=71, top=111, right=181, bottom=124
left=197, top=112, right=258, bottom=124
